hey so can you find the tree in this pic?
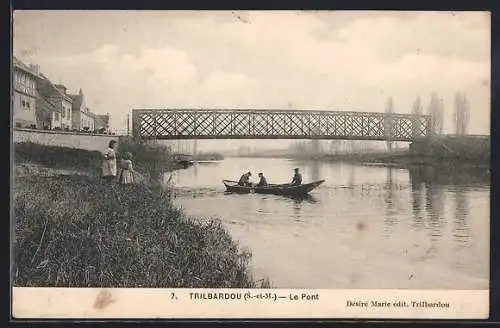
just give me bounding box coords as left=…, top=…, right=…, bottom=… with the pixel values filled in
left=412, top=95, right=423, bottom=115
left=385, top=97, right=394, bottom=150
left=437, top=97, right=445, bottom=134
left=412, top=96, right=423, bottom=137
left=454, top=91, right=470, bottom=135
left=427, top=92, right=444, bottom=135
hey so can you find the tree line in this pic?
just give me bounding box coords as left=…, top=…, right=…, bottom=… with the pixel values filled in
left=385, top=91, right=471, bottom=150
left=289, top=90, right=472, bottom=154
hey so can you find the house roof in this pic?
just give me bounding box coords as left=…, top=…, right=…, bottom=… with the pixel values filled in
left=15, top=56, right=73, bottom=103
left=69, top=93, right=83, bottom=109
left=13, top=56, right=44, bottom=79
left=36, top=89, right=61, bottom=116
left=69, top=91, right=97, bottom=118
left=51, top=83, right=72, bottom=102
left=37, top=78, right=73, bottom=103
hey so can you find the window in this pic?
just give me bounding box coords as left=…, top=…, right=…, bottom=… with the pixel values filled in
left=15, top=72, right=21, bottom=89
left=62, top=107, right=66, bottom=118
left=27, top=80, right=33, bottom=95
left=21, top=97, right=30, bottom=110
left=54, top=112, right=60, bottom=121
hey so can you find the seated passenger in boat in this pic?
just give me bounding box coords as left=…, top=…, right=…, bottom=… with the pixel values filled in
left=238, top=171, right=252, bottom=186
left=291, top=168, right=302, bottom=186
left=256, top=172, right=268, bottom=187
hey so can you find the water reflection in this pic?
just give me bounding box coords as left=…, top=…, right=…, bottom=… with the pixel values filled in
left=170, top=157, right=489, bottom=289
left=383, top=167, right=397, bottom=236
left=310, top=160, right=321, bottom=182
left=425, top=184, right=446, bottom=242
left=408, top=165, right=481, bottom=251
left=290, top=194, right=318, bottom=204
left=408, top=165, right=490, bottom=187
left=410, top=169, right=424, bottom=229
left=291, top=201, right=302, bottom=221
left=348, top=166, right=355, bottom=196
left=453, top=185, right=471, bottom=248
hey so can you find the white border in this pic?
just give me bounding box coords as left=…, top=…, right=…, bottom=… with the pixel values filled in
left=12, top=288, right=489, bottom=319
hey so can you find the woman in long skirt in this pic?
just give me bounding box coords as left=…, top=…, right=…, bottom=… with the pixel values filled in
left=102, top=140, right=117, bottom=183
left=119, top=152, right=135, bottom=185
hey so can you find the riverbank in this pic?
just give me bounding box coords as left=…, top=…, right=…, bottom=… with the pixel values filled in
left=239, top=150, right=490, bottom=170
left=191, top=152, right=224, bottom=161
left=12, top=143, right=270, bottom=288
left=296, top=136, right=490, bottom=169
left=322, top=150, right=488, bottom=168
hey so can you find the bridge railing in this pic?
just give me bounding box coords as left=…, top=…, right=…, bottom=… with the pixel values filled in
left=132, top=109, right=433, bottom=141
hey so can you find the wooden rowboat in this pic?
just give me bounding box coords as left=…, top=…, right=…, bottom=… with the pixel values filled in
left=222, top=179, right=325, bottom=196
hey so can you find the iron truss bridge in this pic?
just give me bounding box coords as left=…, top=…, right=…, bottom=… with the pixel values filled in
left=132, top=109, right=433, bottom=141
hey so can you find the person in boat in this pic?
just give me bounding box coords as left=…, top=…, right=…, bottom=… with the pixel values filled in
left=238, top=171, right=252, bottom=186
left=291, top=167, right=302, bottom=186
left=256, top=172, right=268, bottom=187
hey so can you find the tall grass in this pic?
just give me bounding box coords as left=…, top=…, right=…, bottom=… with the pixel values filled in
left=12, top=141, right=272, bottom=288
left=13, top=174, right=262, bottom=288
left=13, top=142, right=103, bottom=175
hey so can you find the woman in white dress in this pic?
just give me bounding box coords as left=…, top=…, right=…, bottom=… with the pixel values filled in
left=102, top=140, right=117, bottom=183
left=119, top=152, right=135, bottom=185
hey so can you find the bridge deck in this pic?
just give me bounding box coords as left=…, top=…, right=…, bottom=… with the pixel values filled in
left=132, top=109, right=433, bottom=141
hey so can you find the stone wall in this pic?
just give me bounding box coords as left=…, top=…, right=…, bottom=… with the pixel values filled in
left=13, top=128, right=122, bottom=152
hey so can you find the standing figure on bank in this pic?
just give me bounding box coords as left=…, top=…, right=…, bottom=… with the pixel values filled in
left=102, top=140, right=117, bottom=183
left=291, top=167, right=302, bottom=186
left=238, top=171, right=252, bottom=186
left=119, top=152, right=135, bottom=185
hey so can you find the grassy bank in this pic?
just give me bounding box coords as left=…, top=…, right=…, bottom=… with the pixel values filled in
left=12, top=142, right=269, bottom=288
left=14, top=139, right=188, bottom=181
left=320, top=140, right=490, bottom=168
left=14, top=142, right=104, bottom=176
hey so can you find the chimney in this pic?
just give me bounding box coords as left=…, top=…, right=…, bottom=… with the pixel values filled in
left=54, top=84, right=67, bottom=95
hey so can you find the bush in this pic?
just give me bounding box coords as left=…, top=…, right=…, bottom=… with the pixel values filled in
left=117, top=137, right=174, bottom=181
left=12, top=175, right=259, bottom=288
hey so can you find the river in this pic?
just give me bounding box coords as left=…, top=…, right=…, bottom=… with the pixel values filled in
left=166, top=157, right=489, bottom=290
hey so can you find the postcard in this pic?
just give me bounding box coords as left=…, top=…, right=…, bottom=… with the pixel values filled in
left=12, top=10, right=490, bottom=319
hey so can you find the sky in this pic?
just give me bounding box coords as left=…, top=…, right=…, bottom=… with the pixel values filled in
left=13, top=10, right=490, bottom=151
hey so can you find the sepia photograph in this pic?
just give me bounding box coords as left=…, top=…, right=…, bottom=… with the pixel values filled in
left=11, top=10, right=490, bottom=318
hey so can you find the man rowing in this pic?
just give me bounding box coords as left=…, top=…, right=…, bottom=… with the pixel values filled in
left=291, top=167, right=302, bottom=186
left=238, top=171, right=252, bottom=186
